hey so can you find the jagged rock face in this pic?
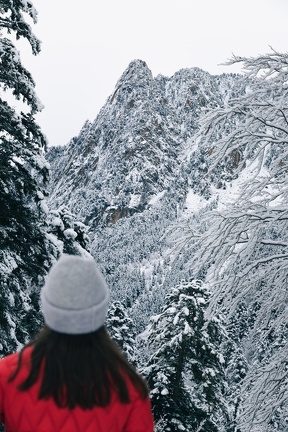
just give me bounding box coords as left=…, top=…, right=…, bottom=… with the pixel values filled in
left=47, top=60, right=242, bottom=228
left=47, top=60, right=245, bottom=328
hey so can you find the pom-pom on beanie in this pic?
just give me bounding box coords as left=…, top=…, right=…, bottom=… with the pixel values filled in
left=41, top=254, right=110, bottom=334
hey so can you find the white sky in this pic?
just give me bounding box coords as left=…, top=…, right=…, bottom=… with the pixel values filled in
left=16, top=0, right=288, bottom=147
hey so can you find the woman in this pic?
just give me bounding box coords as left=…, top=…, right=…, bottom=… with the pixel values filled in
left=0, top=254, right=154, bottom=431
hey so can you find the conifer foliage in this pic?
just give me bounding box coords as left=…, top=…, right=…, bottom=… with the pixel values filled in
left=143, top=279, right=228, bottom=432
left=46, top=205, right=91, bottom=257
left=106, top=301, right=137, bottom=364
left=0, top=0, right=49, bottom=355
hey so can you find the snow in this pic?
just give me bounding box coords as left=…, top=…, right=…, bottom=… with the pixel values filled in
left=184, top=189, right=207, bottom=214
left=63, top=228, right=78, bottom=239
left=50, top=216, right=64, bottom=228
left=33, top=154, right=50, bottom=170
left=37, top=191, right=45, bottom=200
left=46, top=233, right=64, bottom=254
left=183, top=306, right=189, bottom=315
left=129, top=193, right=141, bottom=208
left=148, top=190, right=166, bottom=206
left=173, top=315, right=179, bottom=325
left=39, top=199, right=49, bottom=214
left=74, top=221, right=86, bottom=229
left=166, top=307, right=177, bottom=314
left=8, top=292, right=15, bottom=307
left=205, top=367, right=216, bottom=377
left=183, top=322, right=192, bottom=334
left=197, top=297, right=205, bottom=305
left=11, top=155, right=24, bottom=166
left=214, top=157, right=270, bottom=212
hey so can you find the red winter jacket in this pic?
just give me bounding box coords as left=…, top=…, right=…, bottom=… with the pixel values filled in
left=0, top=347, right=154, bottom=432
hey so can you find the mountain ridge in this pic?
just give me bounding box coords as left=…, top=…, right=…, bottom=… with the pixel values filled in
left=47, top=60, right=244, bottom=227
left=46, top=60, right=249, bottom=332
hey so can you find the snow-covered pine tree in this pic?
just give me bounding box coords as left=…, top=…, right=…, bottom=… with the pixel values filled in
left=224, top=311, right=249, bottom=431
left=105, top=301, right=137, bottom=364
left=143, top=279, right=228, bottom=432
left=46, top=205, right=91, bottom=257
left=0, top=0, right=50, bottom=355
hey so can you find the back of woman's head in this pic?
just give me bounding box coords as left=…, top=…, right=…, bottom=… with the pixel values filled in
left=10, top=255, right=148, bottom=409
left=41, top=254, right=110, bottom=335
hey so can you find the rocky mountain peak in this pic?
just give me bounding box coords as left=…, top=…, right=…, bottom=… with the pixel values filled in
left=108, top=59, right=153, bottom=107
left=119, top=59, right=152, bottom=82
left=47, top=61, right=245, bottom=233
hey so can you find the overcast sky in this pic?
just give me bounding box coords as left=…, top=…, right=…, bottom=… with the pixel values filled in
left=17, top=0, right=288, bottom=147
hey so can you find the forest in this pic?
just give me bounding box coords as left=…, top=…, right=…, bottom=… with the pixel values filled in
left=1, top=2, right=288, bottom=431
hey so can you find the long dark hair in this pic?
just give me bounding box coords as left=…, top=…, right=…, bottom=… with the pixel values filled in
left=9, top=325, right=149, bottom=410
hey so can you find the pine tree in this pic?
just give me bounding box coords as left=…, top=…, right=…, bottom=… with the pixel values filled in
left=106, top=301, right=137, bottom=364
left=46, top=205, right=91, bottom=257
left=143, top=279, right=228, bottom=432
left=0, top=0, right=50, bottom=355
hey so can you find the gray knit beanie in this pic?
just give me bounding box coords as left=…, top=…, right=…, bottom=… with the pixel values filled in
left=41, top=254, right=110, bottom=334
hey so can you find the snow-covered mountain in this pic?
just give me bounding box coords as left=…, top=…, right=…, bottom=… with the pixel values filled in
left=47, top=60, right=245, bottom=329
